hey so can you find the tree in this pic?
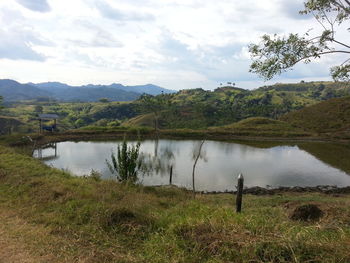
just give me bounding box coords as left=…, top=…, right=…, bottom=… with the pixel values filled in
left=99, top=98, right=110, bottom=103
left=34, top=105, right=43, bottom=113
left=191, top=140, right=205, bottom=197
left=249, top=0, right=350, bottom=82
left=74, top=118, right=86, bottom=128
left=139, top=93, right=171, bottom=132
left=0, top=96, right=3, bottom=110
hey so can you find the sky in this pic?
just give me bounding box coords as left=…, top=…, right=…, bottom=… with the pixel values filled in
left=0, top=0, right=348, bottom=90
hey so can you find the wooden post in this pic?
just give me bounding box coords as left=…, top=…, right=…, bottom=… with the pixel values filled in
left=169, top=165, right=173, bottom=185
left=236, top=173, right=244, bottom=213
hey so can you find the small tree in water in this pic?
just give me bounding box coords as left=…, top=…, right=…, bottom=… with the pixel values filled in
left=107, top=139, right=142, bottom=183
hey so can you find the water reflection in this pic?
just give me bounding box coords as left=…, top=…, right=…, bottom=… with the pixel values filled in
left=33, top=142, right=58, bottom=161
left=34, top=139, right=350, bottom=191
left=139, top=143, right=175, bottom=178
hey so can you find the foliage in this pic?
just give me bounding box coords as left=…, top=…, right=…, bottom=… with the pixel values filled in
left=131, top=82, right=350, bottom=129
left=99, top=98, right=110, bottom=103
left=74, top=118, right=86, bottom=128
left=249, top=0, right=350, bottom=81
left=34, top=105, right=43, bottom=113
left=0, top=95, right=3, bottom=110
left=138, top=93, right=172, bottom=131
left=91, top=103, right=137, bottom=120
left=107, top=139, right=142, bottom=183
left=0, top=116, right=23, bottom=135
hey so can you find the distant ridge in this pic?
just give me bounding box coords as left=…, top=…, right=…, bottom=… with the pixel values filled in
left=30, top=82, right=175, bottom=96
left=0, top=79, right=175, bottom=102
left=0, top=79, right=51, bottom=101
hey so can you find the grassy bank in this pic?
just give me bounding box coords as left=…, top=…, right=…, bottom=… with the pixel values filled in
left=1, top=144, right=350, bottom=262
left=3, top=117, right=322, bottom=148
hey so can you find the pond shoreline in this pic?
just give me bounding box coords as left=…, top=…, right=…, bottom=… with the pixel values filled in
left=157, top=185, right=350, bottom=195
left=205, top=185, right=350, bottom=195
left=8, top=128, right=349, bottom=148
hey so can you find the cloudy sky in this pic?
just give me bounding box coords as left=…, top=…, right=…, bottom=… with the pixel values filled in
left=0, top=0, right=348, bottom=90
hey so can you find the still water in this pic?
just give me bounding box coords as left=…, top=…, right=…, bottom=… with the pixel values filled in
left=33, top=140, right=350, bottom=191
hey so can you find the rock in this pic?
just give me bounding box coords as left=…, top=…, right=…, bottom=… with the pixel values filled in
left=290, top=204, right=324, bottom=221
left=243, top=186, right=274, bottom=195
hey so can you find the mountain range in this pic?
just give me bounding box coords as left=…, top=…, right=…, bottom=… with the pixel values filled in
left=0, top=79, right=175, bottom=102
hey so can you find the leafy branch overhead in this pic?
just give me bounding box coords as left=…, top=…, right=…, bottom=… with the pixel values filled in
left=249, top=0, right=350, bottom=81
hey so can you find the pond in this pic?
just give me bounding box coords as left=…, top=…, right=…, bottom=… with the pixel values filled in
left=33, top=139, right=350, bottom=191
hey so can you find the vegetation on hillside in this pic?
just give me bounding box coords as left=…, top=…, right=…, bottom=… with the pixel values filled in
left=209, top=117, right=311, bottom=137
left=0, top=101, right=138, bottom=133
left=130, top=81, right=350, bottom=129
left=0, top=116, right=23, bottom=135
left=281, top=96, right=350, bottom=138
left=1, top=81, right=350, bottom=136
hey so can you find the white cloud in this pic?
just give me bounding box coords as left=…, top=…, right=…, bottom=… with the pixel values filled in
left=0, top=0, right=348, bottom=90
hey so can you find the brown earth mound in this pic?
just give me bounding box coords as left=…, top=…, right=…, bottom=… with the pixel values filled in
left=290, top=204, right=324, bottom=221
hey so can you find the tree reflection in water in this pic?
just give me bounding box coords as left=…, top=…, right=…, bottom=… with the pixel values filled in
left=139, top=141, right=176, bottom=183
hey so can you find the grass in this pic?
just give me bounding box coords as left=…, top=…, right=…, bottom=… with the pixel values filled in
left=122, top=113, right=156, bottom=128
left=208, top=117, right=312, bottom=138
left=281, top=96, right=350, bottom=138
left=1, top=143, right=350, bottom=262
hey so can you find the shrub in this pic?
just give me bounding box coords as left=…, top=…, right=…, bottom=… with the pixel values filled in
left=106, top=139, right=142, bottom=183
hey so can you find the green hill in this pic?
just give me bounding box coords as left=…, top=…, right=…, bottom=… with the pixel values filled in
left=133, top=81, right=350, bottom=129
left=2, top=81, right=350, bottom=133
left=209, top=117, right=310, bottom=137
left=122, top=113, right=157, bottom=128
left=280, top=97, right=350, bottom=138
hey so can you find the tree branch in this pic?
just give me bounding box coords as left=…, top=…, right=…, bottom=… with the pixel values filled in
left=330, top=0, right=350, bottom=14
left=344, top=0, right=350, bottom=6
left=331, top=39, right=350, bottom=49
left=289, top=50, right=350, bottom=67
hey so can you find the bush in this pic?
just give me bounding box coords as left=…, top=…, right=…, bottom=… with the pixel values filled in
left=106, top=139, right=142, bottom=183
